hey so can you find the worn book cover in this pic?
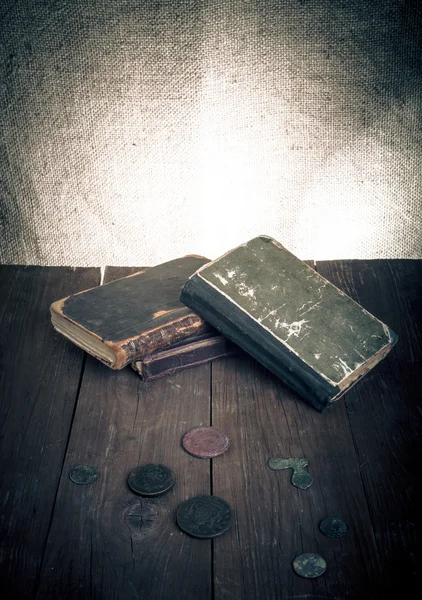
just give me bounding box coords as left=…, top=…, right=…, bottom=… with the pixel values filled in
left=180, top=236, right=398, bottom=411
left=51, top=255, right=209, bottom=369
left=131, top=330, right=239, bottom=380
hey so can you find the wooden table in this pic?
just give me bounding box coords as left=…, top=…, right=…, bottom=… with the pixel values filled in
left=1, top=261, right=420, bottom=599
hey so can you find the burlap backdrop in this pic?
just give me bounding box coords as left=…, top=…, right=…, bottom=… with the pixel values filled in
left=1, top=0, right=421, bottom=266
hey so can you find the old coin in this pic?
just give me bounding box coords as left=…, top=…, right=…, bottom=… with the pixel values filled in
left=293, top=553, right=327, bottom=578
left=268, top=457, right=313, bottom=490
left=182, top=426, right=230, bottom=458
left=127, top=464, right=175, bottom=496
left=69, top=465, right=99, bottom=485
left=291, top=468, right=313, bottom=490
left=319, top=516, right=349, bottom=539
left=268, top=458, right=302, bottom=470
left=176, top=495, right=233, bottom=539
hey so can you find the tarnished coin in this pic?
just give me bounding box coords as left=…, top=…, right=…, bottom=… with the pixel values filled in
left=293, top=553, right=327, bottom=578
left=291, top=468, right=313, bottom=490
left=268, top=458, right=307, bottom=471
left=182, top=427, right=230, bottom=459
left=319, top=517, right=349, bottom=539
left=176, top=495, right=233, bottom=539
left=268, top=458, right=313, bottom=490
left=127, top=464, right=175, bottom=496
left=69, top=465, right=99, bottom=485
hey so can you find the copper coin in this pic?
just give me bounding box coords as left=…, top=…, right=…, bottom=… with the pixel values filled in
left=182, top=427, right=230, bottom=458
left=69, top=465, right=99, bottom=485
left=319, top=517, right=349, bottom=539
left=127, top=464, right=175, bottom=496
left=176, top=495, right=233, bottom=539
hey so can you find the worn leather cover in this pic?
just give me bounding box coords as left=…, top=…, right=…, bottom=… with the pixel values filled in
left=181, top=236, right=398, bottom=410
left=50, top=255, right=209, bottom=369
left=132, top=330, right=239, bottom=380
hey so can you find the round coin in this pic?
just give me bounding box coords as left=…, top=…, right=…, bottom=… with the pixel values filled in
left=176, top=495, right=233, bottom=539
left=319, top=516, right=349, bottom=539
left=292, top=553, right=327, bottom=579
left=182, top=427, right=230, bottom=458
left=69, top=465, right=99, bottom=485
left=127, top=464, right=175, bottom=496
left=291, top=468, right=313, bottom=490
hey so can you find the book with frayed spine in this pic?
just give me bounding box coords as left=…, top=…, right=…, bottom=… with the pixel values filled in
left=50, top=256, right=209, bottom=369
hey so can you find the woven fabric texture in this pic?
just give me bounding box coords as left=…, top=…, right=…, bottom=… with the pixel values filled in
left=1, top=0, right=421, bottom=266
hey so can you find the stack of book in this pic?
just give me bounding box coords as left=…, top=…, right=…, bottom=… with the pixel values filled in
left=50, top=236, right=397, bottom=410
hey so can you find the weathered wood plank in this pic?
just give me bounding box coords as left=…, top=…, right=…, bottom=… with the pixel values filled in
left=4, top=261, right=418, bottom=599
left=211, top=263, right=385, bottom=599
left=316, top=259, right=422, bottom=595
left=0, top=265, right=99, bottom=598
left=101, top=266, right=145, bottom=281
left=212, top=355, right=384, bottom=599
left=36, top=267, right=212, bottom=599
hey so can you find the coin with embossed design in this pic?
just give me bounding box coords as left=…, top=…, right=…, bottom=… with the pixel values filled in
left=176, top=495, right=233, bottom=539
left=127, top=464, right=175, bottom=496
left=319, top=516, right=349, bottom=539
left=293, top=553, right=327, bottom=578
left=182, top=427, right=230, bottom=458
left=69, top=465, right=99, bottom=485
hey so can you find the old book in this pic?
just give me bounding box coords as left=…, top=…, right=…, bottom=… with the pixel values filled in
left=180, top=236, right=398, bottom=411
left=131, top=330, right=240, bottom=380
left=50, top=256, right=209, bottom=369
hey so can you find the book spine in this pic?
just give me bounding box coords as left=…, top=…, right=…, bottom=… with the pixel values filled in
left=109, top=314, right=210, bottom=369
left=133, top=336, right=239, bottom=380
left=181, top=276, right=338, bottom=411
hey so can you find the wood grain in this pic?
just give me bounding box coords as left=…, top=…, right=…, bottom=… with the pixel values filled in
left=0, top=266, right=99, bottom=598
left=211, top=353, right=384, bottom=599
left=210, top=261, right=385, bottom=599
left=316, top=259, right=422, bottom=596
left=2, top=261, right=419, bottom=599
left=101, top=266, right=147, bottom=281
left=36, top=267, right=212, bottom=599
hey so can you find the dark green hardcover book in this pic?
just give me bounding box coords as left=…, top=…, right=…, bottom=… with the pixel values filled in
left=51, top=255, right=209, bottom=369
left=180, top=236, right=398, bottom=411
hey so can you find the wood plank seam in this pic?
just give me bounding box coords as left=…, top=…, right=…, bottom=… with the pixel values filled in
left=34, top=264, right=103, bottom=591
left=0, top=266, right=102, bottom=596
left=35, top=271, right=99, bottom=598
left=36, top=266, right=213, bottom=599
left=34, top=347, right=90, bottom=597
